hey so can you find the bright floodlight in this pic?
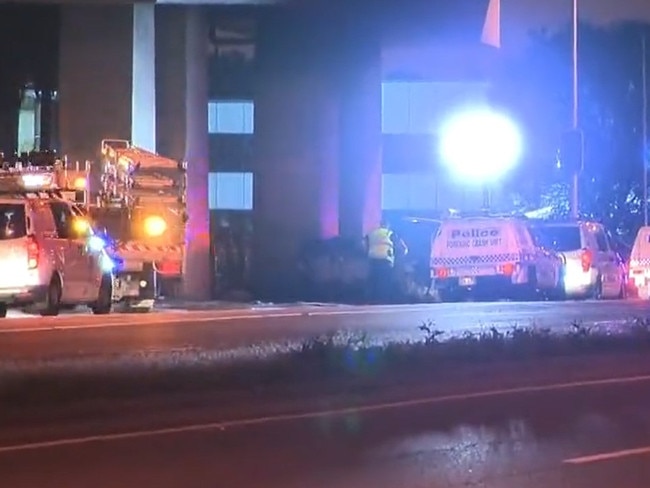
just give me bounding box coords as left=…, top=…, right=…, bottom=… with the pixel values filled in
left=439, top=108, right=523, bottom=183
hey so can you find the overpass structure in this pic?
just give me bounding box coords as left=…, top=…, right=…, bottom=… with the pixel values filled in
left=49, top=0, right=492, bottom=299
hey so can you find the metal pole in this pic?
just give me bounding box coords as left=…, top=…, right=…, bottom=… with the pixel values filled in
left=643, top=34, right=648, bottom=226
left=570, top=0, right=579, bottom=219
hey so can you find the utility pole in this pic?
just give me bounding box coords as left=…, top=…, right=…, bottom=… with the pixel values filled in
left=643, top=34, right=648, bottom=226
left=570, top=0, right=580, bottom=219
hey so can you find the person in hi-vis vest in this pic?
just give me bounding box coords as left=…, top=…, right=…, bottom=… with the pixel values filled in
left=365, top=220, right=407, bottom=302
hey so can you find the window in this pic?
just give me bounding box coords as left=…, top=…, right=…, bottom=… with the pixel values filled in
left=595, top=229, right=609, bottom=252
left=381, top=82, right=410, bottom=134
left=381, top=173, right=438, bottom=211
left=0, top=204, right=27, bottom=240
left=208, top=101, right=254, bottom=134
left=208, top=172, right=253, bottom=210
left=49, top=201, right=74, bottom=239
left=383, top=134, right=437, bottom=172
left=530, top=225, right=582, bottom=252
left=32, top=202, right=56, bottom=235
left=381, top=173, right=410, bottom=210
left=381, top=81, right=490, bottom=135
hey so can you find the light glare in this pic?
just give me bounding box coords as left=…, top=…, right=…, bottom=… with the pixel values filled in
left=87, top=235, right=106, bottom=252
left=439, top=108, right=523, bottom=183
left=143, top=215, right=167, bottom=237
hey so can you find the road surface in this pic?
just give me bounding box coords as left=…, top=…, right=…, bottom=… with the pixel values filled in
left=2, top=368, right=650, bottom=486
left=1, top=300, right=650, bottom=363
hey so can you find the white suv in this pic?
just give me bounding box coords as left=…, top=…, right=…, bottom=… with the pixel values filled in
left=529, top=220, right=626, bottom=299
left=0, top=195, right=114, bottom=317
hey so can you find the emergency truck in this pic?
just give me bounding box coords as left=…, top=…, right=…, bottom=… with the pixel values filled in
left=0, top=153, right=114, bottom=317
left=85, top=140, right=188, bottom=312
left=431, top=214, right=564, bottom=301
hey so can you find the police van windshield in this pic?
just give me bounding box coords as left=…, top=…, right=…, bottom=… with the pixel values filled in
left=531, top=225, right=582, bottom=252
left=0, top=204, right=27, bottom=240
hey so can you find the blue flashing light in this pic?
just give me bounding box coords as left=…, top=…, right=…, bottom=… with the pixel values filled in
left=99, top=253, right=115, bottom=272
left=110, top=255, right=125, bottom=272
left=87, top=235, right=107, bottom=253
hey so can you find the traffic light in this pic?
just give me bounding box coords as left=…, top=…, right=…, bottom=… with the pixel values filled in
left=558, top=129, right=584, bottom=172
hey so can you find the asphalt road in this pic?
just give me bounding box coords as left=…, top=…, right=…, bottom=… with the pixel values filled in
left=2, top=300, right=650, bottom=362
left=3, top=370, right=650, bottom=486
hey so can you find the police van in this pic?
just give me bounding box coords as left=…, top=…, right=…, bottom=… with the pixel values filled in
left=0, top=160, right=114, bottom=317
left=430, top=215, right=564, bottom=301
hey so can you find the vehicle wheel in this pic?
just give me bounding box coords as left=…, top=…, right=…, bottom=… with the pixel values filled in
left=549, top=266, right=567, bottom=301
left=590, top=275, right=603, bottom=300
left=91, top=275, right=113, bottom=315
left=438, top=288, right=462, bottom=303
left=547, top=279, right=566, bottom=302
left=617, top=276, right=628, bottom=300
left=0, top=304, right=7, bottom=318
left=40, top=276, right=62, bottom=317
left=520, top=266, right=540, bottom=301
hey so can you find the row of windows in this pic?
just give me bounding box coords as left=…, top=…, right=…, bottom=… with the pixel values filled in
left=381, top=173, right=486, bottom=211
left=209, top=172, right=483, bottom=211
left=207, top=81, right=489, bottom=135
left=381, top=81, right=490, bottom=134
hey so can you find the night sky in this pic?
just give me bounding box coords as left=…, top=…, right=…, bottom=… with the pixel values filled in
left=503, top=0, right=650, bottom=51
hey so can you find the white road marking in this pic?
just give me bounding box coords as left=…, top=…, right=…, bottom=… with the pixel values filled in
left=2, top=373, right=650, bottom=454
left=564, top=446, right=650, bottom=465
left=305, top=307, right=429, bottom=317
left=0, top=312, right=305, bottom=334
left=0, top=304, right=449, bottom=334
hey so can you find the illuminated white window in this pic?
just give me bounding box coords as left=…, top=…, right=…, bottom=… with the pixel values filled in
left=381, top=173, right=438, bottom=210
left=381, top=81, right=490, bottom=135
left=381, top=82, right=411, bottom=135
left=208, top=100, right=254, bottom=134
left=208, top=172, right=253, bottom=210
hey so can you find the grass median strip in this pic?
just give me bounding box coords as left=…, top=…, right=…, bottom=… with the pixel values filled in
left=4, top=318, right=650, bottom=408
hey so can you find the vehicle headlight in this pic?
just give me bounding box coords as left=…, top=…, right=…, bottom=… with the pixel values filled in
left=143, top=215, right=167, bottom=237
left=99, top=253, right=115, bottom=272
left=87, top=235, right=106, bottom=252
left=72, top=218, right=90, bottom=234
left=73, top=177, right=87, bottom=190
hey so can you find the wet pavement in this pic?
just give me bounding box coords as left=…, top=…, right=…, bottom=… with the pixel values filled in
left=2, top=371, right=650, bottom=486
left=1, top=300, right=650, bottom=363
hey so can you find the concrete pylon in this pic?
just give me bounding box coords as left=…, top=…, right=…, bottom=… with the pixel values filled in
left=251, top=8, right=383, bottom=300
left=252, top=8, right=341, bottom=300
left=337, top=17, right=383, bottom=239
left=156, top=5, right=211, bottom=301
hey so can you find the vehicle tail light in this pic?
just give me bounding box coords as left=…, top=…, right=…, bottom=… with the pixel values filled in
left=435, top=267, right=449, bottom=279
left=501, top=263, right=515, bottom=276
left=27, top=235, right=39, bottom=270
left=581, top=248, right=593, bottom=272
left=156, top=260, right=182, bottom=276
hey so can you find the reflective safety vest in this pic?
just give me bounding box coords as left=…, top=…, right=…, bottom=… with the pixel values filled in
left=367, top=227, right=394, bottom=264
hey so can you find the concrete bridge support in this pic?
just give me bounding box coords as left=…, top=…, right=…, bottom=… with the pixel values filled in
left=59, top=4, right=211, bottom=300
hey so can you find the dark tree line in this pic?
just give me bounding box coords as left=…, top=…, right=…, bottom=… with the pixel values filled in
left=495, top=21, right=650, bottom=241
